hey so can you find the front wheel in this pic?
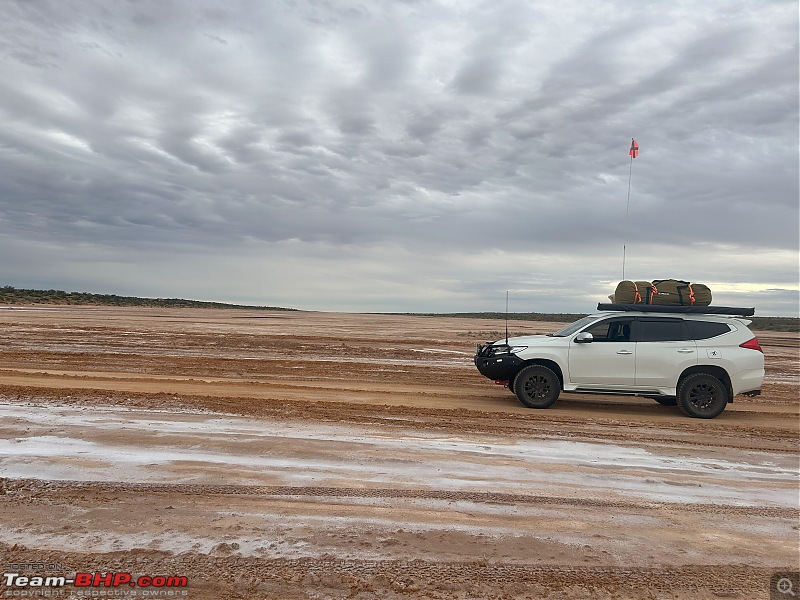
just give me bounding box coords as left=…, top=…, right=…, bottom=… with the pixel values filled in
left=677, top=373, right=729, bottom=418
left=513, top=365, right=561, bottom=409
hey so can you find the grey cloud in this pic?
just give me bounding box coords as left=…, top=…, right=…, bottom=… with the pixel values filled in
left=405, top=109, right=446, bottom=141
left=0, top=0, right=796, bottom=314
left=336, top=114, right=376, bottom=136
left=451, top=55, right=502, bottom=95
left=277, top=131, right=314, bottom=149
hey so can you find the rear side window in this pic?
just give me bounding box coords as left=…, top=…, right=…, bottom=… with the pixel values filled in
left=635, top=319, right=687, bottom=342
left=686, top=320, right=731, bottom=340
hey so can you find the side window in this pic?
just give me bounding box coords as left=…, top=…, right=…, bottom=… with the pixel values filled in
left=635, top=319, right=687, bottom=342
left=686, top=320, right=731, bottom=340
left=584, top=320, right=610, bottom=341
left=583, top=319, right=632, bottom=342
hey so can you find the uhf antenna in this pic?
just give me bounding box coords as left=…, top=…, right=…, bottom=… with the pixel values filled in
left=505, top=290, right=509, bottom=345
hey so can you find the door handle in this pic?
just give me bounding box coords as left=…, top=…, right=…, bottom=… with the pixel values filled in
left=617, top=350, right=633, bottom=355
left=677, top=348, right=694, bottom=354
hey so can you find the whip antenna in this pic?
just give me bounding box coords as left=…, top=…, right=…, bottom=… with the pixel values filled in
left=505, top=290, right=509, bottom=345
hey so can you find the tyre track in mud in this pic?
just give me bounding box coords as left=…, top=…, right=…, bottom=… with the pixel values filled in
left=0, top=542, right=778, bottom=599
left=3, top=479, right=796, bottom=518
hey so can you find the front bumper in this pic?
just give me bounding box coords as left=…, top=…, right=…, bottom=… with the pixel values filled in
left=474, top=343, right=524, bottom=381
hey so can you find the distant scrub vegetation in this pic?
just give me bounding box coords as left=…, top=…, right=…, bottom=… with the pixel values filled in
left=748, top=316, right=800, bottom=333
left=0, top=286, right=294, bottom=311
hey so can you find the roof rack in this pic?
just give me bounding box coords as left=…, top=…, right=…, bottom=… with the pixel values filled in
left=597, top=303, right=755, bottom=317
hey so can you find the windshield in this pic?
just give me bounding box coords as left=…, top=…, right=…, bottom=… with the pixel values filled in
left=551, top=315, right=598, bottom=337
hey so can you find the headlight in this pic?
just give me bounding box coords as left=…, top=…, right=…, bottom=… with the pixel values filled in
left=484, top=344, right=527, bottom=357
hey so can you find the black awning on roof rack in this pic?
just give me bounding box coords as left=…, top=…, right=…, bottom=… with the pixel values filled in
left=597, top=303, right=755, bottom=317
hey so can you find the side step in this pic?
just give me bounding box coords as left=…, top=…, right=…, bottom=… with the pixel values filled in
left=572, top=388, right=659, bottom=397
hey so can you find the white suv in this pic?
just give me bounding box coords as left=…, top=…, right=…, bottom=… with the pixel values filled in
left=474, top=306, right=765, bottom=418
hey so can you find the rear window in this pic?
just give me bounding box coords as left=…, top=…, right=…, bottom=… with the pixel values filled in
left=686, top=320, right=731, bottom=340
left=635, top=319, right=686, bottom=342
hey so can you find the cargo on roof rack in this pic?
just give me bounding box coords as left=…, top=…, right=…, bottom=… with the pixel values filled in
left=597, top=303, right=755, bottom=317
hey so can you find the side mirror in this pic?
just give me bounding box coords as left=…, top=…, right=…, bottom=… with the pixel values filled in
left=574, top=332, right=593, bottom=344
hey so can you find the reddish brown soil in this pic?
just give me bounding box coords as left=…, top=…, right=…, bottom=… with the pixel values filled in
left=0, top=306, right=797, bottom=599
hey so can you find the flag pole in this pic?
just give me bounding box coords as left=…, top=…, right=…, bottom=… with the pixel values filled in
left=623, top=138, right=637, bottom=280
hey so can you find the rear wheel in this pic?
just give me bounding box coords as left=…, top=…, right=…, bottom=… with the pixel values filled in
left=677, top=373, right=729, bottom=418
left=513, top=365, right=560, bottom=409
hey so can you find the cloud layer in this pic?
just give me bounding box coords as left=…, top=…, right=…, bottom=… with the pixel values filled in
left=1, top=0, right=798, bottom=314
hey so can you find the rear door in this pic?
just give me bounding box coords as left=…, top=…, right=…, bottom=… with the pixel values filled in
left=632, top=318, right=696, bottom=389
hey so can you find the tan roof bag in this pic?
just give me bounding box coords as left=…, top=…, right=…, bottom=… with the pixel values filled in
left=651, top=279, right=712, bottom=306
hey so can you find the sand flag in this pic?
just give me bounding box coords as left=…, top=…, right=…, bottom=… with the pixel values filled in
left=629, top=138, right=639, bottom=158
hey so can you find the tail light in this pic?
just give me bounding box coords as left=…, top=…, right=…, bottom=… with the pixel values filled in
left=739, top=337, right=763, bottom=353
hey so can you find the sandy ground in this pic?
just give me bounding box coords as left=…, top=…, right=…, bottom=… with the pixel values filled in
left=0, top=306, right=797, bottom=599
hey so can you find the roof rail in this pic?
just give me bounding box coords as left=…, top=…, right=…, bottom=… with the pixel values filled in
left=597, top=303, right=755, bottom=317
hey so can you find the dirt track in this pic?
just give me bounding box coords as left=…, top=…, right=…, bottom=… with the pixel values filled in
left=0, top=306, right=798, bottom=599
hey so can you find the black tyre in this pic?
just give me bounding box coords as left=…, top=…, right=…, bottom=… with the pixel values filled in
left=508, top=373, right=518, bottom=393
left=653, top=397, right=677, bottom=406
left=677, top=373, right=729, bottom=418
left=513, top=365, right=560, bottom=409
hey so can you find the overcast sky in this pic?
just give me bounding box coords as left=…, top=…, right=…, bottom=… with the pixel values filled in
left=1, top=0, right=798, bottom=315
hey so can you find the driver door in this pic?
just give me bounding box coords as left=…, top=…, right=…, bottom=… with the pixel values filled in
left=568, top=317, right=636, bottom=387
